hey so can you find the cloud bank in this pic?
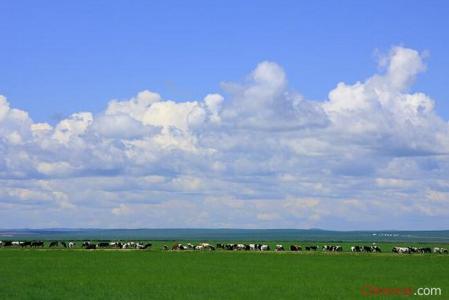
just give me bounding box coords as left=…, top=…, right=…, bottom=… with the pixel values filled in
left=1, top=46, right=449, bottom=229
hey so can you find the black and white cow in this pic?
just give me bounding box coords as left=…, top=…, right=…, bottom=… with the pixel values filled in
left=275, top=244, right=285, bottom=251
left=49, top=241, right=59, bottom=248
left=31, top=241, right=44, bottom=247
left=392, top=247, right=410, bottom=254
left=290, top=245, right=302, bottom=251
left=260, top=244, right=270, bottom=251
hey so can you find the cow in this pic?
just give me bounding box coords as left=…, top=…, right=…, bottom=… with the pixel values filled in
left=275, top=245, right=284, bottom=251
left=236, top=244, right=246, bottom=251
left=290, top=245, right=302, bottom=251
left=3, top=241, right=12, bottom=247
left=305, top=245, right=319, bottom=251
left=85, top=244, right=96, bottom=250
left=21, top=241, right=32, bottom=248
left=433, top=247, right=448, bottom=254
left=31, top=241, right=44, bottom=248
left=49, top=241, right=59, bottom=248
left=417, top=247, right=431, bottom=254
left=216, top=243, right=225, bottom=249
left=371, top=245, right=381, bottom=253
left=82, top=241, right=92, bottom=248
left=98, top=242, right=110, bottom=248
left=61, top=241, right=67, bottom=248
left=68, top=242, right=76, bottom=248
left=392, top=247, right=410, bottom=254
left=12, top=241, right=21, bottom=247
left=260, top=244, right=270, bottom=251
left=161, top=245, right=169, bottom=251
left=351, top=246, right=361, bottom=252
left=142, top=243, right=152, bottom=249
left=362, top=246, right=372, bottom=252
left=172, top=243, right=185, bottom=250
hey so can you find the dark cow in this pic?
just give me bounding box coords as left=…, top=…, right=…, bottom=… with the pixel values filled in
left=85, top=244, right=97, bottom=250
left=49, top=241, right=59, bottom=248
left=290, top=245, right=302, bottom=251
left=305, top=245, right=318, bottom=251
left=3, top=241, right=13, bottom=247
left=142, top=243, right=152, bottom=249
left=61, top=241, right=67, bottom=248
left=31, top=241, right=44, bottom=248
left=362, top=246, right=372, bottom=252
left=419, top=247, right=432, bottom=254
left=20, top=241, right=32, bottom=248
left=97, top=242, right=110, bottom=248
left=216, top=243, right=225, bottom=249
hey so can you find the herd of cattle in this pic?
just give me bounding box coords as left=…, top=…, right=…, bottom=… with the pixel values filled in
left=0, top=240, right=447, bottom=254
left=0, top=240, right=152, bottom=250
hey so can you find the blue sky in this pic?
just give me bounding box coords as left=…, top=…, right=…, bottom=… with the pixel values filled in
left=1, top=1, right=449, bottom=123
left=1, top=1, right=449, bottom=229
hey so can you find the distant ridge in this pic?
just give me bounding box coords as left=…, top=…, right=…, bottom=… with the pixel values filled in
left=1, top=228, right=448, bottom=242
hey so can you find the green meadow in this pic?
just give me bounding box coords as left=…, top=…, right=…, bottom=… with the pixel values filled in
left=0, top=244, right=448, bottom=299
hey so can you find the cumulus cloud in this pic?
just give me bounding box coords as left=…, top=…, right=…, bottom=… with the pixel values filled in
left=0, top=46, right=448, bottom=229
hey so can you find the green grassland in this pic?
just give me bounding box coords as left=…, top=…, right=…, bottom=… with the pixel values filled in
left=0, top=241, right=448, bottom=299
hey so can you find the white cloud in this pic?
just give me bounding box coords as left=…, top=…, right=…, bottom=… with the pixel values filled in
left=0, top=45, right=448, bottom=229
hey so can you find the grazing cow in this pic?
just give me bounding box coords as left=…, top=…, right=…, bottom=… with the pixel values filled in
left=275, top=245, right=284, bottom=251
left=236, top=244, right=246, bottom=251
left=172, top=243, right=185, bottom=250
left=418, top=247, right=431, bottom=254
left=61, top=241, right=67, bottom=248
left=323, top=245, right=342, bottom=252
left=290, top=245, right=302, bottom=251
left=0, top=241, right=3, bottom=247
left=433, top=247, right=448, bottom=254
left=108, top=242, right=121, bottom=248
left=85, top=244, right=96, bottom=250
left=351, top=246, right=362, bottom=252
left=362, top=246, right=372, bottom=252
left=98, top=242, right=110, bottom=248
left=68, top=242, right=76, bottom=248
left=142, top=243, right=152, bottom=249
left=371, top=245, right=382, bottom=253
left=31, top=241, right=44, bottom=248
left=161, top=245, right=169, bottom=251
left=21, top=241, right=32, bottom=248
left=49, top=241, right=58, bottom=248
left=260, top=244, right=270, bottom=251
left=305, top=245, right=318, bottom=251
left=82, top=241, right=92, bottom=247
left=216, top=243, right=224, bottom=249
left=3, top=241, right=13, bottom=247
left=392, top=247, right=410, bottom=254
left=12, top=241, right=21, bottom=247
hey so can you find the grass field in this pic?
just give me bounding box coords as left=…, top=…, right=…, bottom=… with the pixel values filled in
left=0, top=244, right=448, bottom=299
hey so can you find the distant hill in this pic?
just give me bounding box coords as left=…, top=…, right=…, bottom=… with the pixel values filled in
left=1, top=228, right=449, bottom=242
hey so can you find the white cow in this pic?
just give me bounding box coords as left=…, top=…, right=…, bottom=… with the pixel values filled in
left=68, top=242, right=76, bottom=248
left=393, top=247, right=410, bottom=254
left=260, top=244, right=270, bottom=251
